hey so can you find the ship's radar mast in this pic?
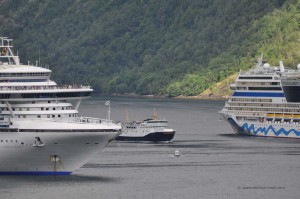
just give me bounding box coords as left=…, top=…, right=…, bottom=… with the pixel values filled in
left=0, top=37, right=20, bottom=65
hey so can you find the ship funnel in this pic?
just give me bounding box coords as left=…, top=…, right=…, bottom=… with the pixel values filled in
left=279, top=61, right=285, bottom=72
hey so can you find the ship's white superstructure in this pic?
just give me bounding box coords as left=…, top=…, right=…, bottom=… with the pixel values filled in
left=220, top=55, right=300, bottom=138
left=0, top=37, right=121, bottom=175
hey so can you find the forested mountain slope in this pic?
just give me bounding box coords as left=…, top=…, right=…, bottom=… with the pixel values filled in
left=0, top=0, right=299, bottom=96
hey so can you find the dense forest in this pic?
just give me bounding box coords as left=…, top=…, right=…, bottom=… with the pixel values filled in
left=0, top=0, right=300, bottom=97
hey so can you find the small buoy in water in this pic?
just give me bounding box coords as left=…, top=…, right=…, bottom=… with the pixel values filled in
left=174, top=150, right=180, bottom=157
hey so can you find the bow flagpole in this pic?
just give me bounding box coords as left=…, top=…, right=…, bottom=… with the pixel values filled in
left=105, top=100, right=110, bottom=123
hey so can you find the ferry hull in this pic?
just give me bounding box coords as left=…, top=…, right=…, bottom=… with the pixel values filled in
left=0, top=131, right=120, bottom=175
left=116, top=131, right=175, bottom=142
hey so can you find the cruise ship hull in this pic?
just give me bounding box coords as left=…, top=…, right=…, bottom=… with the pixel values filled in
left=116, top=131, right=175, bottom=142
left=0, top=128, right=120, bottom=175
left=0, top=132, right=117, bottom=175
left=224, top=116, right=300, bottom=138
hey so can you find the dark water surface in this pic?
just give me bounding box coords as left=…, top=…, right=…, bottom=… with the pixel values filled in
left=1, top=96, right=299, bottom=199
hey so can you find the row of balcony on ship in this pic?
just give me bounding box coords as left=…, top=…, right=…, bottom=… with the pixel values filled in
left=0, top=85, right=90, bottom=91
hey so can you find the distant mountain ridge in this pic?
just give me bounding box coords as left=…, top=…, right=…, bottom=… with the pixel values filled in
left=0, top=0, right=299, bottom=97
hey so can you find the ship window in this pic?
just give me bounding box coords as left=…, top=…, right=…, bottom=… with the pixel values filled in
left=47, top=115, right=50, bottom=118
left=58, top=115, right=61, bottom=117
left=27, top=108, right=29, bottom=111
left=46, top=108, right=49, bottom=110
left=37, top=115, right=41, bottom=118
left=12, top=108, right=15, bottom=111
left=32, top=101, right=35, bottom=104
left=19, top=108, right=22, bottom=111
left=48, top=101, right=50, bottom=103
left=41, top=107, right=44, bottom=110
left=62, top=108, right=64, bottom=110
left=53, top=108, right=56, bottom=110
left=23, top=115, right=26, bottom=118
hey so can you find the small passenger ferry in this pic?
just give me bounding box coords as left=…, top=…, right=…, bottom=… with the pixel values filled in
left=116, top=110, right=176, bottom=142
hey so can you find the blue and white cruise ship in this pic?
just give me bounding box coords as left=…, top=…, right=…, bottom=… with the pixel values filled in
left=220, top=55, right=300, bottom=138
left=0, top=37, right=121, bottom=175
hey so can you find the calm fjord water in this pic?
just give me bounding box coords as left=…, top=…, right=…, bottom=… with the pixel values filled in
left=0, top=96, right=300, bottom=199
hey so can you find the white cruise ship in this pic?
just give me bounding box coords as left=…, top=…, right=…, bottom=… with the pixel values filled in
left=0, top=37, right=121, bottom=175
left=220, top=55, right=300, bottom=138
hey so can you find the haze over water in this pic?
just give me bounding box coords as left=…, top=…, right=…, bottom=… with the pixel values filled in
left=0, top=96, right=299, bottom=199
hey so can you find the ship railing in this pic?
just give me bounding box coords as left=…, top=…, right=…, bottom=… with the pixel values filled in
left=0, top=85, right=91, bottom=91
left=281, top=80, right=300, bottom=86
left=239, top=70, right=272, bottom=75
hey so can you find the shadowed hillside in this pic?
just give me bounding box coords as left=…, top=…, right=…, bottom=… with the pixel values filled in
left=0, top=0, right=299, bottom=96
